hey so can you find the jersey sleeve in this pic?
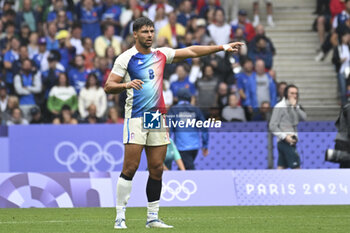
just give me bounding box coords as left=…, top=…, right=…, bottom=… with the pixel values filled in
left=158, top=47, right=175, bottom=64
left=111, top=53, right=128, bottom=78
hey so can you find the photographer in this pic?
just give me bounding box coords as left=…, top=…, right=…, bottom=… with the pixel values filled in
left=325, top=101, right=350, bottom=168
left=269, top=85, right=307, bottom=169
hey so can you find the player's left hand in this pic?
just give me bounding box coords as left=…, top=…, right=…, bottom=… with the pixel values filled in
left=223, top=42, right=245, bottom=53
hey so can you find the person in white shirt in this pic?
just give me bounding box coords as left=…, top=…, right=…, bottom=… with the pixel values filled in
left=78, top=73, right=107, bottom=119
left=207, top=8, right=231, bottom=57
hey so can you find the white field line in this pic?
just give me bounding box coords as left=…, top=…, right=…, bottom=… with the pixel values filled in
left=1, top=215, right=350, bottom=224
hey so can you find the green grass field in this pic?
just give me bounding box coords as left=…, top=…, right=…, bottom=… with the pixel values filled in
left=1, top=206, right=350, bottom=233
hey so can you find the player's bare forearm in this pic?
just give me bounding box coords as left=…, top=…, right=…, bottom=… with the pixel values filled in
left=104, top=81, right=127, bottom=94
left=104, top=73, right=144, bottom=94
left=173, top=42, right=244, bottom=63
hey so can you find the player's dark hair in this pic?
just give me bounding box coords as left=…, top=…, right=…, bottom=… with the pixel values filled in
left=133, top=17, right=154, bottom=32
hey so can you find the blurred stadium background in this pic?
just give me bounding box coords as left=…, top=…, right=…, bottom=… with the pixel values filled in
left=1, top=0, right=350, bottom=232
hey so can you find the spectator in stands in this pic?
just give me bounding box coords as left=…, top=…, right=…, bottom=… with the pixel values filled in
left=106, top=106, right=124, bottom=124
left=188, top=57, right=202, bottom=83
left=201, top=41, right=233, bottom=83
left=55, top=10, right=71, bottom=31
left=47, top=0, right=73, bottom=24
left=217, top=82, right=229, bottom=115
left=122, top=5, right=143, bottom=39
left=250, top=24, right=276, bottom=55
left=56, top=30, right=76, bottom=68
left=41, top=52, right=63, bottom=98
left=313, top=0, right=331, bottom=46
left=6, top=107, right=29, bottom=125
left=0, top=22, right=16, bottom=54
left=79, top=0, right=102, bottom=41
left=154, top=4, right=168, bottom=35
left=68, top=54, right=89, bottom=93
left=14, top=58, right=42, bottom=120
left=252, top=101, right=271, bottom=121
left=316, top=0, right=349, bottom=62
left=16, top=0, right=39, bottom=32
left=231, top=9, right=256, bottom=43
left=147, top=0, right=174, bottom=22
left=78, top=73, right=107, bottom=119
left=221, top=0, right=239, bottom=22
left=28, top=32, right=39, bottom=59
left=101, top=0, right=122, bottom=36
left=193, top=18, right=212, bottom=45
left=198, top=0, right=221, bottom=19
left=52, top=104, right=78, bottom=124
left=94, top=23, right=121, bottom=58
left=12, top=45, right=32, bottom=75
left=45, top=22, right=59, bottom=51
left=82, top=37, right=96, bottom=70
left=80, top=103, right=104, bottom=124
left=252, top=0, right=275, bottom=27
left=158, top=11, right=186, bottom=48
left=269, top=85, right=307, bottom=169
left=0, top=82, right=9, bottom=123
left=99, top=57, right=112, bottom=85
left=248, top=35, right=274, bottom=70
left=336, top=32, right=350, bottom=105
left=29, top=105, right=44, bottom=124
left=70, top=23, right=84, bottom=55
left=168, top=88, right=209, bottom=170
left=196, top=64, right=218, bottom=117
left=33, top=37, right=50, bottom=72
left=207, top=8, right=231, bottom=57
left=277, top=81, right=288, bottom=102
left=3, top=37, right=20, bottom=93
left=170, top=64, right=196, bottom=97
left=18, top=23, right=31, bottom=46
left=163, top=80, right=173, bottom=108
left=177, top=0, right=193, bottom=27
left=105, top=46, right=116, bottom=69
left=47, top=72, right=78, bottom=118
left=236, top=59, right=254, bottom=120
left=250, top=59, right=277, bottom=109
left=222, top=93, right=246, bottom=122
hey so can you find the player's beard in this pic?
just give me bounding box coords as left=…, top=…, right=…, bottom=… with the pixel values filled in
left=140, top=38, right=153, bottom=49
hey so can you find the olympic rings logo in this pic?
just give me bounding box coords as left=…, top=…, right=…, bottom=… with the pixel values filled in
left=54, top=141, right=124, bottom=172
left=161, top=179, right=197, bottom=201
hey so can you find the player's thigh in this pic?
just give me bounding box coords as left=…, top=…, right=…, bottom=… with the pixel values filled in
left=123, top=118, right=147, bottom=145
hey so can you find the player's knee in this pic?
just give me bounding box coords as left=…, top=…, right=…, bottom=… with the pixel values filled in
left=149, top=163, right=164, bottom=179
left=123, top=163, right=139, bottom=178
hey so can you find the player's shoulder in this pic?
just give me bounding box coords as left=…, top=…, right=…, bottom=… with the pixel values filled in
left=115, top=46, right=139, bottom=62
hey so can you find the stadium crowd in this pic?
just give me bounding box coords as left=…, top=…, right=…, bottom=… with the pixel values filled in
left=314, top=0, right=350, bottom=106
left=0, top=0, right=280, bottom=125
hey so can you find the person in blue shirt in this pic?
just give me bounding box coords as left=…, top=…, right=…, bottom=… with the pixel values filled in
left=47, top=0, right=73, bottom=23
left=102, top=0, right=122, bottom=35
left=3, top=37, right=20, bottom=94
left=46, top=22, right=59, bottom=51
left=236, top=58, right=255, bottom=120
left=167, top=88, right=209, bottom=170
left=79, top=0, right=102, bottom=41
left=170, top=64, right=196, bottom=97
left=68, top=54, right=89, bottom=93
left=249, top=59, right=277, bottom=109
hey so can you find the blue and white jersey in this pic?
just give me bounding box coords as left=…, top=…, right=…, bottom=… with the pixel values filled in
left=111, top=46, right=175, bottom=118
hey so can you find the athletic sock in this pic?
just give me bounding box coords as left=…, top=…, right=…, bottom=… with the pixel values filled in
left=116, top=175, right=132, bottom=220
left=147, top=200, right=160, bottom=221
left=146, top=177, right=162, bottom=221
